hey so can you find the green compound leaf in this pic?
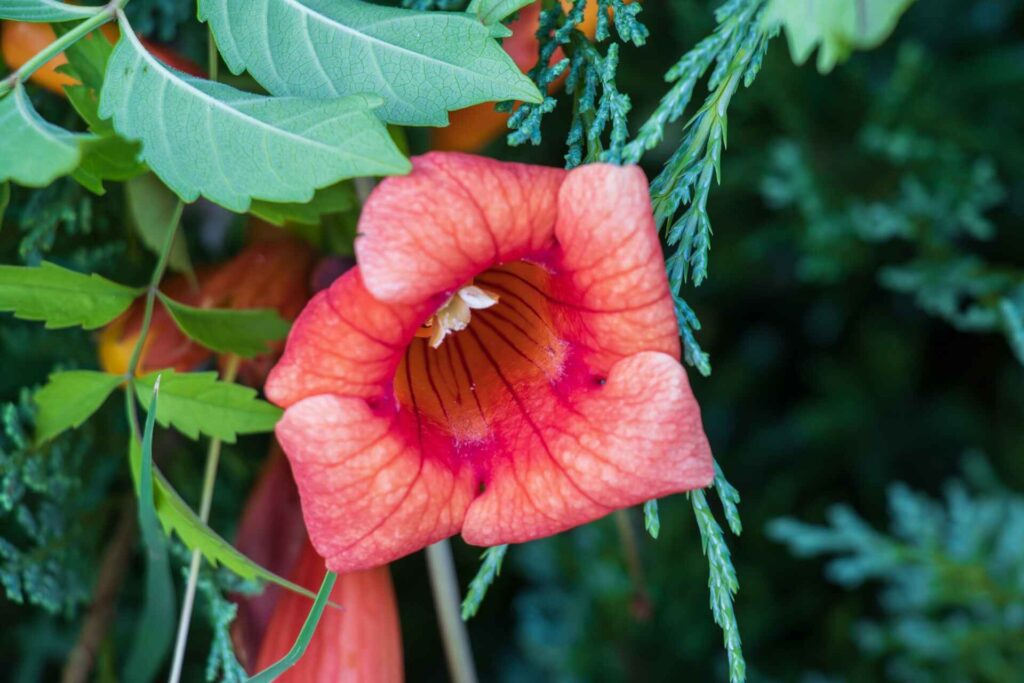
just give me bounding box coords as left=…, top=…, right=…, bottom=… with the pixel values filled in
left=764, top=0, right=918, bottom=74
left=157, top=292, right=290, bottom=358
left=72, top=134, right=148, bottom=194
left=461, top=544, right=508, bottom=620
left=133, top=370, right=281, bottom=442
left=250, top=182, right=356, bottom=227
left=99, top=12, right=411, bottom=212
left=127, top=430, right=319, bottom=600
left=126, top=174, right=192, bottom=273
left=0, top=0, right=102, bottom=22
left=0, top=84, right=95, bottom=187
left=692, top=487, right=745, bottom=683
left=33, top=370, right=122, bottom=444
left=643, top=499, right=660, bottom=539
left=57, top=25, right=147, bottom=194
left=198, top=0, right=543, bottom=126
left=0, top=261, right=142, bottom=329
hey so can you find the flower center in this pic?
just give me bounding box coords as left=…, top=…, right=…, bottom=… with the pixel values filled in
left=416, top=282, right=500, bottom=349
left=396, top=261, right=570, bottom=445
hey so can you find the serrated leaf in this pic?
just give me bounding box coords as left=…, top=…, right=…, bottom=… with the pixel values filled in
left=99, top=12, right=411, bottom=212
left=127, top=438, right=318, bottom=599
left=57, top=23, right=147, bottom=193
left=33, top=370, right=122, bottom=444
left=0, top=261, right=142, bottom=329
left=59, top=21, right=112, bottom=91
left=250, top=181, right=356, bottom=227
left=0, top=0, right=101, bottom=22
left=764, top=0, right=917, bottom=73
left=198, top=0, right=543, bottom=126
left=126, top=174, right=192, bottom=272
left=72, top=134, right=147, bottom=194
left=134, top=370, right=281, bottom=442
left=157, top=292, right=290, bottom=357
left=468, top=0, right=535, bottom=25
left=0, top=84, right=95, bottom=187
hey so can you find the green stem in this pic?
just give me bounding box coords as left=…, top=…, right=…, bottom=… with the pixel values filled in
left=613, top=509, right=651, bottom=621
left=206, top=28, right=219, bottom=83
left=167, top=354, right=239, bottom=683
left=0, top=1, right=123, bottom=99
left=426, top=540, right=479, bottom=683
left=125, top=201, right=184, bottom=380
left=123, top=200, right=181, bottom=495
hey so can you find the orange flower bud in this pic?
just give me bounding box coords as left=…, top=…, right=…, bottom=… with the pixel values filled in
left=231, top=444, right=307, bottom=669
left=431, top=0, right=603, bottom=152
left=254, top=543, right=404, bottom=683
left=232, top=444, right=404, bottom=682
left=97, top=235, right=316, bottom=382
left=1, top=20, right=203, bottom=97
left=97, top=274, right=209, bottom=376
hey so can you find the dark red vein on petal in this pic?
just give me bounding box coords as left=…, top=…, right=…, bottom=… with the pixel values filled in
left=466, top=327, right=611, bottom=512
left=476, top=307, right=549, bottom=352
left=473, top=313, right=547, bottom=374
left=453, top=334, right=488, bottom=425
left=422, top=341, right=451, bottom=424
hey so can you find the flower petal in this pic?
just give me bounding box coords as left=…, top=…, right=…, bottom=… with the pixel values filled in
left=276, top=393, right=476, bottom=573
left=356, top=152, right=566, bottom=304
left=265, top=269, right=434, bottom=408
left=231, top=444, right=307, bottom=668
left=461, top=351, right=713, bottom=546
left=551, top=163, right=681, bottom=369
left=254, top=539, right=403, bottom=682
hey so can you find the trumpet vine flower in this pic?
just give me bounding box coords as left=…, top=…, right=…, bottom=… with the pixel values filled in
left=266, top=153, right=713, bottom=573
left=233, top=445, right=403, bottom=682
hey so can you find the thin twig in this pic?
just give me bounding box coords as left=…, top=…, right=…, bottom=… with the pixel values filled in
left=426, top=540, right=479, bottom=683
left=62, top=500, right=138, bottom=683
left=167, top=355, right=240, bottom=683
left=613, top=509, right=652, bottom=621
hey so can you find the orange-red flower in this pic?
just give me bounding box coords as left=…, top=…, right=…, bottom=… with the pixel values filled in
left=98, top=234, right=316, bottom=384
left=233, top=445, right=403, bottom=682
left=254, top=543, right=403, bottom=682
left=232, top=445, right=308, bottom=667
left=266, top=153, right=713, bottom=573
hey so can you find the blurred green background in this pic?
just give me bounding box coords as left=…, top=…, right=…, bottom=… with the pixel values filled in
left=2, top=0, right=1023, bottom=681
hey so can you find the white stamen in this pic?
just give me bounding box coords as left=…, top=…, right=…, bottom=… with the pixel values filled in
left=422, top=282, right=500, bottom=348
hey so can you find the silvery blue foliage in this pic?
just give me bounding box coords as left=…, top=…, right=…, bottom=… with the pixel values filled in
left=770, top=457, right=1024, bottom=682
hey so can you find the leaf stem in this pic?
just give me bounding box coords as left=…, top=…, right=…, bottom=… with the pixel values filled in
left=207, top=28, right=219, bottom=83
left=0, top=0, right=126, bottom=98
left=125, top=201, right=184, bottom=380
left=426, top=540, right=479, bottom=683
left=167, top=354, right=239, bottom=683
